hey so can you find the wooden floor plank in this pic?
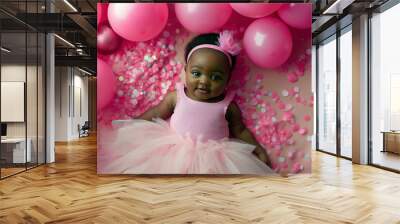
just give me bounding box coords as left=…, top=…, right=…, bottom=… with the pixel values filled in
left=0, top=134, right=399, bottom=223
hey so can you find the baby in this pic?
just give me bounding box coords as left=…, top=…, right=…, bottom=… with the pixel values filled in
left=101, top=31, right=273, bottom=174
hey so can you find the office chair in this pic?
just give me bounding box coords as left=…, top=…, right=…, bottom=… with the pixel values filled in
left=79, top=121, right=90, bottom=138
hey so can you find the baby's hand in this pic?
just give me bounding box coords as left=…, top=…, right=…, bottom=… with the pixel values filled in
left=257, top=152, right=268, bottom=164
left=253, top=146, right=272, bottom=168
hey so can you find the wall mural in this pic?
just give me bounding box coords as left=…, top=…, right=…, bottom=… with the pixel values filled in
left=97, top=3, right=312, bottom=175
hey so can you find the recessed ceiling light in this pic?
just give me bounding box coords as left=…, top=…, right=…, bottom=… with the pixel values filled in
left=77, top=67, right=93, bottom=76
left=1, top=47, right=11, bottom=53
left=54, top=34, right=75, bottom=48
left=323, top=0, right=355, bottom=15
left=63, top=0, right=78, bottom=12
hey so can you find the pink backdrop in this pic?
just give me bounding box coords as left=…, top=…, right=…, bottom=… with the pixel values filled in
left=97, top=3, right=313, bottom=174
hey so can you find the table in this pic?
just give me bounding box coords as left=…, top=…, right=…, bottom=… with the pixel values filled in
left=381, top=131, right=400, bottom=154
left=1, top=138, right=31, bottom=164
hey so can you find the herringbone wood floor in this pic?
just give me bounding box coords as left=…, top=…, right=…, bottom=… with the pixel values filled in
left=1, top=134, right=400, bottom=224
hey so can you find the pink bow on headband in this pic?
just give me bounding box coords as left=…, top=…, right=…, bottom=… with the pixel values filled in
left=187, top=30, right=242, bottom=66
left=218, top=30, right=242, bottom=56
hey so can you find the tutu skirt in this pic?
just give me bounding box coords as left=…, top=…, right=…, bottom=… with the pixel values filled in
left=98, top=119, right=274, bottom=175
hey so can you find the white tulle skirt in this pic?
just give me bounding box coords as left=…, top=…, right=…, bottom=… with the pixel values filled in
left=98, top=119, right=274, bottom=175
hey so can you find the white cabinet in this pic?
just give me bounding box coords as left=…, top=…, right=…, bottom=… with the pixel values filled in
left=1, top=138, right=32, bottom=163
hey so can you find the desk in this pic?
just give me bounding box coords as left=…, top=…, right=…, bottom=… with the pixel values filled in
left=381, top=131, right=400, bottom=154
left=1, top=138, right=31, bottom=163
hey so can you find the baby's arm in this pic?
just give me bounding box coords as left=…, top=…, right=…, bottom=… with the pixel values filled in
left=137, top=91, right=177, bottom=121
left=226, top=102, right=272, bottom=167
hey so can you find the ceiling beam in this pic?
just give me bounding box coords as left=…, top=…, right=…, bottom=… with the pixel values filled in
left=322, top=0, right=356, bottom=14
left=66, top=13, right=96, bottom=47
left=55, top=55, right=96, bottom=69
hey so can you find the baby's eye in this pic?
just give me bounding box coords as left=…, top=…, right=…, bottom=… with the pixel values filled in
left=210, top=74, right=223, bottom=81
left=191, top=71, right=201, bottom=78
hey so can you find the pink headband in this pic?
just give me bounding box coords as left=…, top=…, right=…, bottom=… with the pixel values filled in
left=186, top=30, right=241, bottom=67
left=187, top=44, right=233, bottom=65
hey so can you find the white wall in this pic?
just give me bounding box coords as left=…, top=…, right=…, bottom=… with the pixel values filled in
left=370, top=4, right=400, bottom=157
left=1, top=65, right=27, bottom=141
left=55, top=66, right=89, bottom=141
left=55, top=66, right=69, bottom=141
left=1, top=65, right=38, bottom=137
left=1, top=63, right=46, bottom=164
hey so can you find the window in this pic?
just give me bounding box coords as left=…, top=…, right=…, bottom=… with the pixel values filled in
left=317, top=36, right=337, bottom=154
left=370, top=2, right=400, bottom=171
left=339, top=28, right=352, bottom=158
left=0, top=1, right=47, bottom=179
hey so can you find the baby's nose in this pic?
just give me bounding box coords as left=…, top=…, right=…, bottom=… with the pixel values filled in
left=199, top=75, right=210, bottom=85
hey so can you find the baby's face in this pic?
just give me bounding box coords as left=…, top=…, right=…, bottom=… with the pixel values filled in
left=185, top=48, right=231, bottom=102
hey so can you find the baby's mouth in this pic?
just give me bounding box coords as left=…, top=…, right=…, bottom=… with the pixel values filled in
left=196, top=87, right=210, bottom=95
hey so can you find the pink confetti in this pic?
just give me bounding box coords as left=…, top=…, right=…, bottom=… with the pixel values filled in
left=291, top=162, right=303, bottom=173
left=287, top=73, right=298, bottom=83
left=277, top=102, right=286, bottom=110
left=287, top=151, right=296, bottom=160
left=282, top=111, right=293, bottom=122
left=287, top=139, right=295, bottom=145
left=298, top=128, right=308, bottom=135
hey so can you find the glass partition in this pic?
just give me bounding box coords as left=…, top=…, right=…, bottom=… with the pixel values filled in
left=317, top=35, right=337, bottom=155
left=27, top=30, right=38, bottom=169
left=1, top=30, right=28, bottom=177
left=370, top=3, right=400, bottom=171
left=0, top=1, right=46, bottom=179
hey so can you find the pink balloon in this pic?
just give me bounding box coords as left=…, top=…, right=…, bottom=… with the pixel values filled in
left=243, top=17, right=293, bottom=68
left=97, top=23, right=121, bottom=54
left=230, top=3, right=282, bottom=18
left=175, top=3, right=232, bottom=33
left=97, top=3, right=108, bottom=25
left=278, top=3, right=312, bottom=29
left=108, top=3, right=168, bottom=41
left=97, top=59, right=116, bottom=110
